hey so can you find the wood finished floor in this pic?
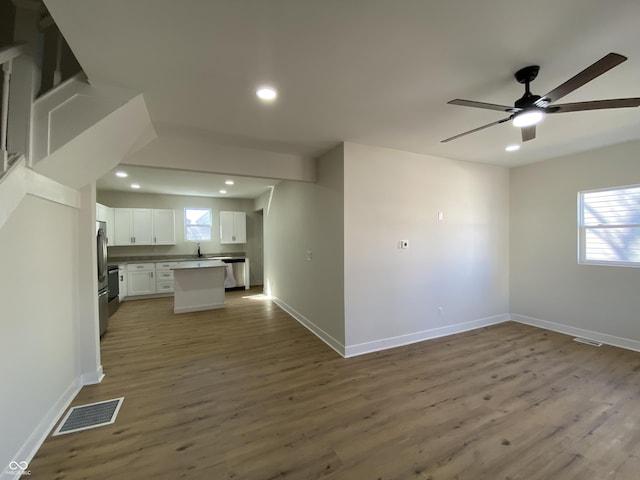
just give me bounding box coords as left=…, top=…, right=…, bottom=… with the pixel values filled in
left=30, top=288, right=640, bottom=479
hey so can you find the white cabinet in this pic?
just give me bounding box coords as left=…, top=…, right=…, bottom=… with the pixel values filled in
left=118, top=264, right=127, bottom=301
left=155, top=261, right=178, bottom=294
left=127, top=263, right=156, bottom=296
left=152, top=209, right=175, bottom=245
left=114, top=208, right=153, bottom=246
left=96, top=203, right=115, bottom=245
left=113, top=208, right=175, bottom=246
left=220, top=211, right=246, bottom=244
left=113, top=209, right=132, bottom=245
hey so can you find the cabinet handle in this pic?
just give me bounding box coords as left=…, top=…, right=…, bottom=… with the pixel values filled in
left=154, top=236, right=157, bottom=243
left=150, top=272, right=153, bottom=278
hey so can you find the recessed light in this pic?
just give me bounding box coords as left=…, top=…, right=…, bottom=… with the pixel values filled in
left=115, top=171, right=128, bottom=178
left=219, top=189, right=227, bottom=194
left=505, top=144, right=520, bottom=152
left=256, top=86, right=277, bottom=101
left=130, top=183, right=141, bottom=189
left=225, top=180, right=234, bottom=185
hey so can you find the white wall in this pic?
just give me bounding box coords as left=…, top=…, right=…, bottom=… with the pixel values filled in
left=343, top=143, right=510, bottom=355
left=97, top=191, right=262, bottom=272
left=33, top=93, right=155, bottom=187
left=264, top=145, right=345, bottom=351
left=0, top=195, right=80, bottom=470
left=510, top=139, right=640, bottom=349
left=125, top=130, right=316, bottom=183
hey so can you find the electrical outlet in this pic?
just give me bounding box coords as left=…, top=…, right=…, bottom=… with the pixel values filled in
left=306, top=250, right=313, bottom=261
left=438, top=306, right=444, bottom=317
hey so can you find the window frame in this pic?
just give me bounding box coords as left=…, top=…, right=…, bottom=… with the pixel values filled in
left=184, top=208, right=212, bottom=242
left=578, top=184, right=640, bottom=268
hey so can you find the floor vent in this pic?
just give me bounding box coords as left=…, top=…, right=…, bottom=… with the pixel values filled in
left=573, top=337, right=603, bottom=347
left=53, top=397, right=124, bottom=436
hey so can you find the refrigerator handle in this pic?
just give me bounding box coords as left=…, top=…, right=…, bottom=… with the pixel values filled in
left=97, top=227, right=107, bottom=283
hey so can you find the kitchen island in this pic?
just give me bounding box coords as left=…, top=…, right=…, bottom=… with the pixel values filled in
left=172, top=260, right=227, bottom=314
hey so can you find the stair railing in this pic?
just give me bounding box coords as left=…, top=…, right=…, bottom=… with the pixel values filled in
left=0, top=42, right=27, bottom=175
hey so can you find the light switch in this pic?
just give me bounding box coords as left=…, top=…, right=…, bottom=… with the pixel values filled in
left=438, top=211, right=444, bottom=221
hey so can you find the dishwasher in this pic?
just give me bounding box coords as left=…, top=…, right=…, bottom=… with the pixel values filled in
left=222, top=258, right=248, bottom=290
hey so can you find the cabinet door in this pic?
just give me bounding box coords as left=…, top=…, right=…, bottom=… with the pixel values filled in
left=97, top=203, right=115, bottom=245
left=114, top=208, right=134, bottom=245
left=220, top=211, right=246, bottom=244
left=127, top=270, right=156, bottom=295
left=220, top=211, right=235, bottom=243
left=96, top=203, right=107, bottom=222
left=105, top=206, right=115, bottom=246
left=118, top=266, right=127, bottom=301
left=153, top=209, right=175, bottom=245
left=233, top=212, right=246, bottom=243
left=132, top=209, right=153, bottom=245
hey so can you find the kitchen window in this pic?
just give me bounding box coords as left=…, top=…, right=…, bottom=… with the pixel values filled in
left=184, top=208, right=212, bottom=241
left=578, top=185, right=640, bottom=266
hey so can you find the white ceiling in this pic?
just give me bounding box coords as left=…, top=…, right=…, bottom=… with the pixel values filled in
left=46, top=0, right=640, bottom=174
left=96, top=165, right=277, bottom=198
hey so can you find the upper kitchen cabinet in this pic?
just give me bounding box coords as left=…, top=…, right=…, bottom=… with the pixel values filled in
left=152, top=209, right=176, bottom=245
left=220, top=211, right=246, bottom=244
left=96, top=203, right=115, bottom=245
left=114, top=208, right=153, bottom=245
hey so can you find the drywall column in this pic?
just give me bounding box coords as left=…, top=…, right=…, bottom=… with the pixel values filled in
left=76, top=183, right=103, bottom=384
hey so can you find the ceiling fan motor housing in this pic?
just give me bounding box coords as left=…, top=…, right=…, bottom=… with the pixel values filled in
left=514, top=65, right=542, bottom=109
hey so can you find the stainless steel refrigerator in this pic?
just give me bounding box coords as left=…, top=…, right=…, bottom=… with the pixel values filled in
left=96, top=221, right=109, bottom=336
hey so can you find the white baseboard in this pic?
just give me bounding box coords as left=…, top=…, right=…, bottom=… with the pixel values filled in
left=272, top=296, right=511, bottom=359
left=271, top=297, right=346, bottom=357
left=80, top=365, right=104, bottom=386
left=344, top=313, right=510, bottom=357
left=1, top=379, right=81, bottom=480
left=173, top=302, right=224, bottom=314
left=511, top=314, right=640, bottom=352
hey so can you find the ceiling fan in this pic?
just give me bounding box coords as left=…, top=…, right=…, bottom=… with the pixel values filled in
left=442, top=52, right=640, bottom=143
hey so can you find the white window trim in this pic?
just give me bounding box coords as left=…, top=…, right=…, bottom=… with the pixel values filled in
left=184, top=208, right=212, bottom=242
left=578, top=184, right=640, bottom=268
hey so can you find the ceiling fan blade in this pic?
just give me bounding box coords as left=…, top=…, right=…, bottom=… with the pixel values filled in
left=521, top=125, right=536, bottom=142
left=548, top=98, right=640, bottom=113
left=448, top=99, right=518, bottom=112
left=536, top=53, right=627, bottom=106
left=441, top=117, right=511, bottom=143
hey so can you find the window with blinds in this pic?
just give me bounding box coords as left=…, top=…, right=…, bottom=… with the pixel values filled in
left=578, top=185, right=640, bottom=266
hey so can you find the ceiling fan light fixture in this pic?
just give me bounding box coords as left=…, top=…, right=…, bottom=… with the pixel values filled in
left=256, top=86, right=277, bottom=101
left=512, top=109, right=544, bottom=128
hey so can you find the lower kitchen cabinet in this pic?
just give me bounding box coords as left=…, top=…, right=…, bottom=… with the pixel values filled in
left=127, top=263, right=156, bottom=296
left=118, top=265, right=127, bottom=301
left=155, top=262, right=177, bottom=293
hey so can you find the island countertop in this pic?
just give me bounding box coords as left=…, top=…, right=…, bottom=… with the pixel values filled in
left=172, top=261, right=226, bottom=314
left=172, top=260, right=226, bottom=270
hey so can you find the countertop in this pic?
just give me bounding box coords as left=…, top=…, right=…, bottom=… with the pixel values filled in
left=172, top=260, right=226, bottom=270
left=108, top=253, right=245, bottom=267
